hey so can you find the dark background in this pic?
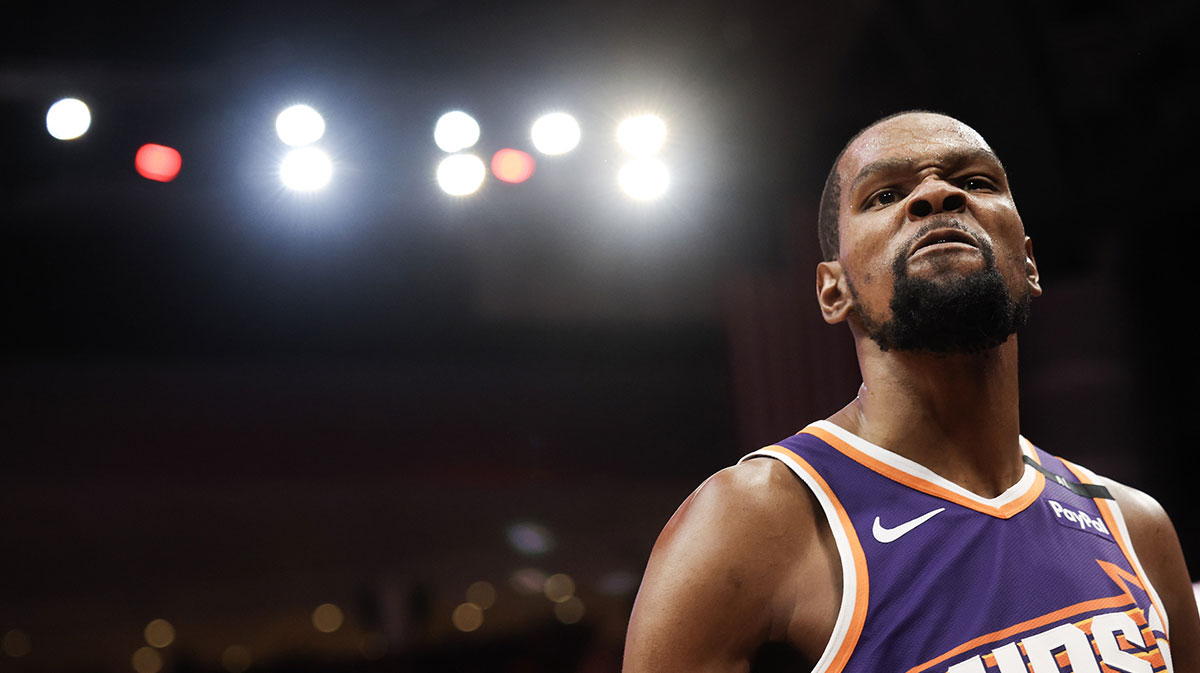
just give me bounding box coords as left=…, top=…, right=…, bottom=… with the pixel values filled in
left=2, top=1, right=1193, bottom=671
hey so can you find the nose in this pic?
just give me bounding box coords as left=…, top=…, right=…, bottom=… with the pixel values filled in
left=906, top=180, right=967, bottom=219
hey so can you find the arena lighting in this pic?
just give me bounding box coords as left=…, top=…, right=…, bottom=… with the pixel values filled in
left=616, top=114, right=667, bottom=156
left=465, top=581, right=497, bottom=609
left=311, top=603, right=344, bottom=633
left=491, top=148, right=535, bottom=184
left=134, top=144, right=182, bottom=182
left=142, top=619, right=175, bottom=648
left=434, top=110, right=481, bottom=153
left=280, top=147, right=333, bottom=191
left=506, top=521, right=553, bottom=554
left=555, top=596, right=585, bottom=624
left=45, top=97, right=91, bottom=140
left=530, top=112, right=580, bottom=155
left=275, top=104, right=325, bottom=147
left=452, top=603, right=484, bottom=632
left=618, top=158, right=668, bottom=200
left=436, top=153, right=486, bottom=196
left=1, top=630, right=30, bottom=658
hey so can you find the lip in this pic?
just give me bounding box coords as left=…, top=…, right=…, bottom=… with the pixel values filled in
left=908, top=227, right=980, bottom=258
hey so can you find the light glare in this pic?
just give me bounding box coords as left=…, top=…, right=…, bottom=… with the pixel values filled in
left=617, top=115, right=667, bottom=156
left=312, top=603, right=344, bottom=633
left=531, top=112, right=580, bottom=155
left=131, top=647, right=163, bottom=673
left=135, top=144, right=183, bottom=182
left=618, top=159, right=668, bottom=200
left=275, top=105, right=326, bottom=146
left=506, top=522, right=553, bottom=555
left=46, top=98, right=91, bottom=140
left=452, top=603, right=484, bottom=632
left=543, top=573, right=576, bottom=603
left=466, top=581, right=497, bottom=609
left=280, top=147, right=333, bottom=191
left=143, top=619, right=176, bottom=648
left=554, top=596, right=585, bottom=624
left=434, top=111, right=481, bottom=153
left=1, top=630, right=30, bottom=658
left=491, top=148, right=536, bottom=184
left=436, top=154, right=486, bottom=196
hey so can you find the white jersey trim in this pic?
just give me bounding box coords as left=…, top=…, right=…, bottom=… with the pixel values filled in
left=740, top=447, right=861, bottom=673
left=810, top=420, right=1041, bottom=510
left=1069, top=462, right=1171, bottom=641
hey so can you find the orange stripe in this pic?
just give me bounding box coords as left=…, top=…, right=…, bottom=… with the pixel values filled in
left=803, top=426, right=1044, bottom=519
left=903, top=593, right=1135, bottom=673
left=760, top=447, right=868, bottom=673
left=1060, top=458, right=1170, bottom=637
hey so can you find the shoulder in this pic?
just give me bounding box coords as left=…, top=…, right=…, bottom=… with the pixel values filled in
left=1075, top=467, right=1200, bottom=662
left=1067, top=463, right=1176, bottom=583
left=1082, top=469, right=1177, bottom=566
left=648, top=457, right=823, bottom=583
left=623, top=457, right=834, bottom=671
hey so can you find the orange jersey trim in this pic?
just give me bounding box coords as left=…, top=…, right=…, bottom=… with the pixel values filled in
left=1061, top=457, right=1171, bottom=641
left=802, top=426, right=1045, bottom=519
left=759, top=446, right=869, bottom=673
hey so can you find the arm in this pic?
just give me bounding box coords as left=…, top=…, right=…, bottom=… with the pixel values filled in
left=622, top=458, right=837, bottom=673
left=1105, top=480, right=1200, bottom=669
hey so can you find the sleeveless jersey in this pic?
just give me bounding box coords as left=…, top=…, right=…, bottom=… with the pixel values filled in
left=740, top=420, right=1172, bottom=673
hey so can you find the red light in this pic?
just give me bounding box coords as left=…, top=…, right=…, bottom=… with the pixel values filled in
left=490, top=148, right=535, bottom=184
left=135, top=143, right=182, bottom=182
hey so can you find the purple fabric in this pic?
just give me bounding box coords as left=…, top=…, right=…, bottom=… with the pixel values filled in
left=768, top=430, right=1170, bottom=672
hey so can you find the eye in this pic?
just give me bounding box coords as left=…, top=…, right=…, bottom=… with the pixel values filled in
left=963, top=176, right=997, bottom=191
left=867, top=189, right=900, bottom=208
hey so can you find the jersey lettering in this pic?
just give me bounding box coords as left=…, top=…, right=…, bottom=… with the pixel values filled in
left=944, top=610, right=1162, bottom=672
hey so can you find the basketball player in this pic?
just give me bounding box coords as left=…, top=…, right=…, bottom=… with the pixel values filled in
left=622, top=111, right=1199, bottom=671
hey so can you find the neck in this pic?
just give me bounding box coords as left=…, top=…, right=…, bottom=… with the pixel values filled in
left=830, top=336, right=1025, bottom=498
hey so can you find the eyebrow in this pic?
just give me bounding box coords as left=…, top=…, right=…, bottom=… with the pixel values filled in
left=848, top=147, right=1006, bottom=195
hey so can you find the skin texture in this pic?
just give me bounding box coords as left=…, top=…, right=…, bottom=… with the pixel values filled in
left=622, top=113, right=1200, bottom=671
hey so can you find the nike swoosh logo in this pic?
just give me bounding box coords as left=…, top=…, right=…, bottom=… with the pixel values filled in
left=872, top=508, right=946, bottom=543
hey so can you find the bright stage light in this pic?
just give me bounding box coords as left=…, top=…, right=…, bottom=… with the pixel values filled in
left=434, top=111, right=481, bottom=153
left=617, top=115, right=667, bottom=156
left=135, top=144, right=182, bottom=182
left=280, top=147, right=333, bottom=191
left=491, top=148, right=535, bottom=184
left=530, top=112, right=580, bottom=155
left=437, top=153, right=486, bottom=196
left=618, top=159, right=668, bottom=200
left=275, top=104, right=325, bottom=147
left=46, top=98, right=91, bottom=140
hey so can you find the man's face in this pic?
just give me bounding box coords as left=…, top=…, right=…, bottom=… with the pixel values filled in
left=832, top=113, right=1040, bottom=354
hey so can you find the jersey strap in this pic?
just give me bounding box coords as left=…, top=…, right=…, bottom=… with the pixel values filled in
left=1023, top=454, right=1114, bottom=500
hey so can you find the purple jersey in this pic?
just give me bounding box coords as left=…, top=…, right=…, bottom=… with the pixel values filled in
left=740, top=420, right=1172, bottom=672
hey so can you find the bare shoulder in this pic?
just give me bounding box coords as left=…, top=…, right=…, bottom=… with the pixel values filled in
left=1089, top=473, right=1182, bottom=576
left=642, top=457, right=824, bottom=601
left=675, top=457, right=821, bottom=536
left=623, top=457, right=836, bottom=672
left=1084, top=470, right=1200, bottom=665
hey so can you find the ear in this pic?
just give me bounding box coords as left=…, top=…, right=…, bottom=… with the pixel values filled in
left=817, top=261, right=854, bottom=324
left=1024, top=237, right=1042, bottom=297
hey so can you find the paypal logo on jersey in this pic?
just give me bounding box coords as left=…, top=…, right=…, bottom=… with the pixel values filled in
left=1047, top=499, right=1110, bottom=538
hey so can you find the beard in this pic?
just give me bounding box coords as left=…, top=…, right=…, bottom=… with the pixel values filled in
left=850, top=222, right=1032, bottom=355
